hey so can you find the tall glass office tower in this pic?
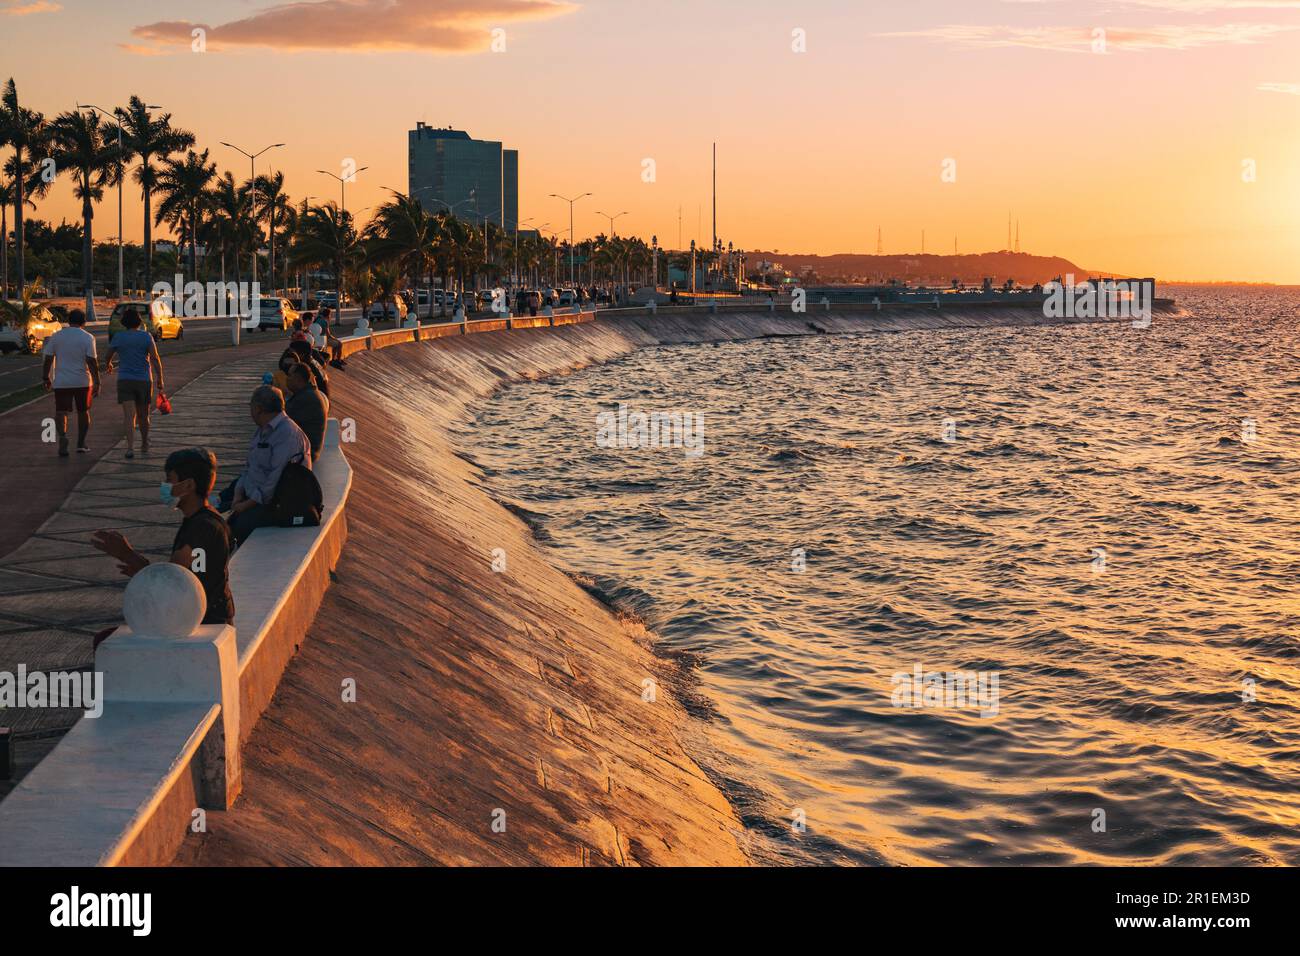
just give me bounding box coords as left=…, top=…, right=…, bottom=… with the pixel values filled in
left=408, top=123, right=519, bottom=230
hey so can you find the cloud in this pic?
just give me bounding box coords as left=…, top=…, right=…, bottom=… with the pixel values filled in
left=1, top=0, right=61, bottom=15
left=1002, top=0, right=1300, bottom=8
left=129, top=0, right=578, bottom=55
left=878, top=22, right=1297, bottom=53
left=1257, top=81, right=1300, bottom=93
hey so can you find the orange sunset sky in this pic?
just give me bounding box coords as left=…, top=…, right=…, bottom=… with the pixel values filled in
left=3, top=0, right=1300, bottom=282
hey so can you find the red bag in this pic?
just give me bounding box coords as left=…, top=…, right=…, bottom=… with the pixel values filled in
left=156, top=392, right=172, bottom=415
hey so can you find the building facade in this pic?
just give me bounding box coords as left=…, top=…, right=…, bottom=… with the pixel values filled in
left=408, top=123, right=519, bottom=230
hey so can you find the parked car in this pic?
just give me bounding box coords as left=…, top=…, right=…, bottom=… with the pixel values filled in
left=247, top=297, right=300, bottom=332
left=315, top=290, right=346, bottom=309
left=107, top=299, right=183, bottom=340
left=367, top=297, right=409, bottom=324
left=557, top=288, right=578, bottom=307
left=0, top=302, right=62, bottom=353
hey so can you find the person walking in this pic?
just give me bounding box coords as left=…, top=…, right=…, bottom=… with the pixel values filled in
left=41, top=308, right=100, bottom=457
left=104, top=309, right=165, bottom=459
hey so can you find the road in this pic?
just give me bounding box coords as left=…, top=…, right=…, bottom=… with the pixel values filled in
left=0, top=309, right=374, bottom=409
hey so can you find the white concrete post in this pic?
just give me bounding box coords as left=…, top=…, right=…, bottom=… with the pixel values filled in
left=96, top=563, right=241, bottom=808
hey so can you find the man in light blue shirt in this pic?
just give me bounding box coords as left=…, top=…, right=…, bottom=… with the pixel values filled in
left=230, top=385, right=313, bottom=544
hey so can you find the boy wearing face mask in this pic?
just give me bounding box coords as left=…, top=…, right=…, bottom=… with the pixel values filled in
left=90, top=447, right=236, bottom=631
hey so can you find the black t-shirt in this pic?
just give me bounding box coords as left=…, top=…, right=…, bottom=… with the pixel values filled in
left=172, top=507, right=236, bottom=625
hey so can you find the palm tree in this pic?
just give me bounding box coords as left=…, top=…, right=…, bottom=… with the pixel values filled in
left=372, top=263, right=402, bottom=326
left=0, top=79, right=48, bottom=301
left=154, top=148, right=217, bottom=285
left=207, top=171, right=249, bottom=284
left=365, top=190, right=440, bottom=319
left=345, top=265, right=375, bottom=321
left=290, top=203, right=357, bottom=314
left=48, top=109, right=122, bottom=320
left=117, top=97, right=194, bottom=294
left=255, top=170, right=292, bottom=295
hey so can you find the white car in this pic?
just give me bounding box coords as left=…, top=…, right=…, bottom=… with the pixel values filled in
left=0, top=302, right=62, bottom=354
left=557, top=288, right=578, bottom=307
left=368, top=297, right=409, bottom=323
left=246, top=297, right=300, bottom=332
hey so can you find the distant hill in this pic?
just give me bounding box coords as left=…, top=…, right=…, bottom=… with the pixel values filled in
left=748, top=250, right=1120, bottom=286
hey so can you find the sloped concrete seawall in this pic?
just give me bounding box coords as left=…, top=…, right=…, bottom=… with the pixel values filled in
left=173, top=305, right=1161, bottom=866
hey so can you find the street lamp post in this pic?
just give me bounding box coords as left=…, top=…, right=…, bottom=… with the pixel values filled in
left=317, top=164, right=367, bottom=313
left=221, top=141, right=284, bottom=288
left=316, top=163, right=368, bottom=216
left=595, top=210, right=628, bottom=237
left=549, top=192, right=591, bottom=287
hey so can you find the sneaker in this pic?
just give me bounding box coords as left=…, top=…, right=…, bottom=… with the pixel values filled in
left=125, top=449, right=134, bottom=460
left=76, top=445, right=89, bottom=454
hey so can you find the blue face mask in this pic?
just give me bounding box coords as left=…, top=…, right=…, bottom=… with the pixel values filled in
left=160, top=481, right=178, bottom=508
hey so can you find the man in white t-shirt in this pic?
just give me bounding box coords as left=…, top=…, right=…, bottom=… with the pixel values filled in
left=41, top=309, right=101, bottom=457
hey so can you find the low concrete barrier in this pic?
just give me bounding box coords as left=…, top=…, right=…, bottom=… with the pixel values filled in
left=339, top=334, right=369, bottom=358
left=369, top=327, right=417, bottom=350
left=508, top=315, right=551, bottom=330
left=418, top=322, right=462, bottom=341
left=0, top=420, right=351, bottom=866
left=552, top=312, right=595, bottom=327
left=230, top=419, right=352, bottom=742
left=465, top=318, right=509, bottom=334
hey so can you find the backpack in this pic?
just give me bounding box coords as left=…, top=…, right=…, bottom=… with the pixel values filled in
left=269, top=454, right=323, bottom=527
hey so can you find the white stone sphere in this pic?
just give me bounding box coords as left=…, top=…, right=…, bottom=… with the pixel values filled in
left=123, top=563, right=207, bottom=639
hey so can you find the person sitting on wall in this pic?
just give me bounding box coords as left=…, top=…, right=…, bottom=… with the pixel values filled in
left=90, top=447, right=235, bottom=648
left=228, top=386, right=313, bottom=545
left=284, top=362, right=329, bottom=463
left=312, top=307, right=347, bottom=370
left=271, top=349, right=300, bottom=395
left=288, top=339, right=331, bottom=398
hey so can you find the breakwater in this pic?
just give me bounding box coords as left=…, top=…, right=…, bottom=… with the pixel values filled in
left=169, top=303, right=1170, bottom=865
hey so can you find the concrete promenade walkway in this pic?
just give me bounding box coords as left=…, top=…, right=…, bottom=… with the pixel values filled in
left=0, top=351, right=275, bottom=796
left=0, top=337, right=288, bottom=559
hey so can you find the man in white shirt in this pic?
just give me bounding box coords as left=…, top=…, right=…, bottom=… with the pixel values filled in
left=41, top=309, right=101, bottom=457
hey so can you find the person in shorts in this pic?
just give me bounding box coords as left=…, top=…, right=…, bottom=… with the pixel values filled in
left=41, top=308, right=100, bottom=456
left=105, top=309, right=165, bottom=459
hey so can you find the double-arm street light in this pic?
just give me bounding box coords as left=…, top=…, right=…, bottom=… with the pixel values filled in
left=595, top=210, right=628, bottom=237
left=222, top=141, right=284, bottom=286
left=79, top=102, right=158, bottom=301
left=317, top=163, right=368, bottom=220
left=549, top=192, right=591, bottom=286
